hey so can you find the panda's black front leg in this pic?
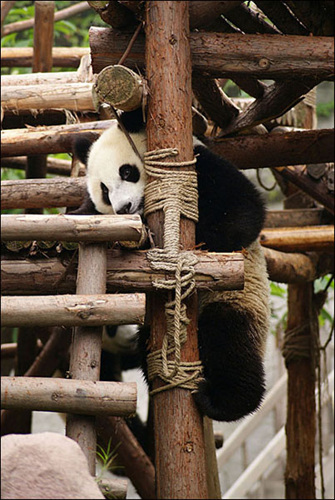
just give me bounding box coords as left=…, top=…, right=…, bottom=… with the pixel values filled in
left=193, top=302, right=266, bottom=422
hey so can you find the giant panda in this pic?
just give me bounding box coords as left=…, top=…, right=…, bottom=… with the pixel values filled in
left=72, top=108, right=270, bottom=422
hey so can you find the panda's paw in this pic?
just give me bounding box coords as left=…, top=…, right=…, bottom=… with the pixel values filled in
left=193, top=378, right=265, bottom=422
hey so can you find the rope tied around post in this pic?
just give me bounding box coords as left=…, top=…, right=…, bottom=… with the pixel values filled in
left=282, top=322, right=313, bottom=365
left=144, top=148, right=203, bottom=395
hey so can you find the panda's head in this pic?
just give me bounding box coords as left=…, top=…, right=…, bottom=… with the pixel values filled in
left=74, top=109, right=147, bottom=215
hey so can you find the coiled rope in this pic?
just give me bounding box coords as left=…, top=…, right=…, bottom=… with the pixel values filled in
left=144, top=148, right=203, bottom=395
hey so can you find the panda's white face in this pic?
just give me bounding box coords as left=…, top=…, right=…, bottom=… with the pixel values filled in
left=87, top=122, right=147, bottom=215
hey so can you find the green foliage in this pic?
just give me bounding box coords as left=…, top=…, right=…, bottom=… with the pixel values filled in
left=1, top=0, right=106, bottom=75
left=314, top=275, right=334, bottom=329
left=269, top=275, right=334, bottom=339
left=96, top=439, right=123, bottom=497
left=96, top=439, right=122, bottom=474
left=316, top=100, right=334, bottom=118
left=270, top=282, right=286, bottom=299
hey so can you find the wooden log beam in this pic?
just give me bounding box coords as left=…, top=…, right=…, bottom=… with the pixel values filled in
left=1, top=157, right=81, bottom=176
left=1, top=69, right=92, bottom=86
left=2, top=109, right=96, bottom=129
left=1, top=214, right=145, bottom=243
left=264, top=208, right=333, bottom=228
left=192, top=75, right=239, bottom=130
left=145, top=2, right=209, bottom=498
left=260, top=226, right=334, bottom=252
left=273, top=164, right=335, bottom=215
left=262, top=248, right=334, bottom=284
left=284, top=283, right=317, bottom=498
left=1, top=247, right=333, bottom=297
left=87, top=0, right=137, bottom=29
left=1, top=293, right=145, bottom=327
left=33, top=1, right=54, bottom=73
left=89, top=28, right=334, bottom=79
left=1, top=83, right=94, bottom=113
left=254, top=1, right=309, bottom=36
left=224, top=2, right=280, bottom=34
left=1, top=47, right=89, bottom=68
left=209, top=128, right=334, bottom=170
left=1, top=377, right=137, bottom=417
left=285, top=0, right=334, bottom=36
left=1, top=177, right=87, bottom=209
left=1, top=343, right=18, bottom=359
left=1, top=250, right=244, bottom=295
left=1, top=120, right=113, bottom=158
left=94, top=65, right=143, bottom=112
left=218, top=78, right=322, bottom=137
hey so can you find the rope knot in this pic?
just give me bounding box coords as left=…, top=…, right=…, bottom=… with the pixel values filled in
left=144, top=147, right=203, bottom=394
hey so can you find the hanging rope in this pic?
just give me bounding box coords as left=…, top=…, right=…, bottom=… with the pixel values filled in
left=144, top=148, right=203, bottom=395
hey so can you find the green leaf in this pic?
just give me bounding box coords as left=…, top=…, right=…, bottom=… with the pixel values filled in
left=270, top=282, right=286, bottom=298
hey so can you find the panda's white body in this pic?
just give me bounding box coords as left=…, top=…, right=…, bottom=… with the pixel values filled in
left=73, top=109, right=270, bottom=422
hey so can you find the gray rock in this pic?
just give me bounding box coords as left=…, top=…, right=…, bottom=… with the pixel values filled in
left=1, top=432, right=104, bottom=499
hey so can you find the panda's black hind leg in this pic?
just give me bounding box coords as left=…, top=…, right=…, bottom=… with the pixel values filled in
left=193, top=302, right=266, bottom=422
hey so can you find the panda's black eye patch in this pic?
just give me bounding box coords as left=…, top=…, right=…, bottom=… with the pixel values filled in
left=100, top=182, right=111, bottom=205
left=119, top=164, right=140, bottom=183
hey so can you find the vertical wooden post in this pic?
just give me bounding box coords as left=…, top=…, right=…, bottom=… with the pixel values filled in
left=284, top=283, right=317, bottom=499
left=25, top=1, right=54, bottom=204
left=145, top=2, right=208, bottom=498
left=32, top=1, right=54, bottom=73
left=204, top=417, right=222, bottom=498
left=66, top=243, right=107, bottom=475
left=283, top=90, right=318, bottom=499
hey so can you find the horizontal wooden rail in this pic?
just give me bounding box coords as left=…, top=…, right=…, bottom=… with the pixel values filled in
left=1, top=156, right=76, bottom=176
left=1, top=377, right=137, bottom=416
left=260, top=226, right=334, bottom=252
left=1, top=47, right=90, bottom=68
left=1, top=83, right=94, bottom=113
left=1, top=250, right=244, bottom=295
left=1, top=214, right=145, bottom=242
left=1, top=177, right=87, bottom=209
left=1, top=120, right=113, bottom=158
left=1, top=293, right=145, bottom=327
left=90, top=29, right=334, bottom=79
left=1, top=70, right=91, bottom=86
left=264, top=208, right=332, bottom=228
left=1, top=247, right=333, bottom=296
left=210, top=129, right=334, bottom=170
left=262, top=247, right=334, bottom=284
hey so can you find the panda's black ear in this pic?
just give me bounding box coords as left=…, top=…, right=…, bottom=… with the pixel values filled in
left=119, top=108, right=145, bottom=133
left=73, top=136, right=93, bottom=165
